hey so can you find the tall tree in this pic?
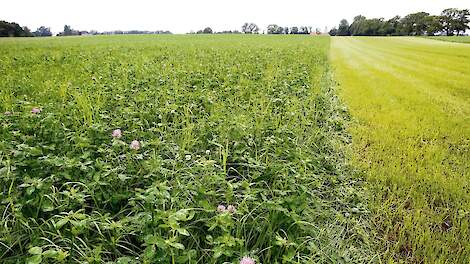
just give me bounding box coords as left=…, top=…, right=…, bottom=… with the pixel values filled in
left=58, top=25, right=80, bottom=36
left=34, top=26, right=52, bottom=37
left=267, top=24, right=279, bottom=34
left=63, top=25, right=73, bottom=36
left=22, top=27, right=33, bottom=37
left=400, top=12, right=430, bottom=35
left=242, top=23, right=259, bottom=34
left=0, top=20, right=31, bottom=37
left=426, top=15, right=443, bottom=35
left=202, top=27, right=213, bottom=34
left=441, top=8, right=458, bottom=35
left=349, top=15, right=367, bottom=35
left=455, top=9, right=470, bottom=35
left=384, top=16, right=401, bottom=36
left=337, top=19, right=350, bottom=36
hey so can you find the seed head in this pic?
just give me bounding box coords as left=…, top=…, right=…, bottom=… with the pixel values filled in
left=240, top=256, right=255, bottom=264
left=185, top=154, right=192, bottom=161
left=4, top=111, right=12, bottom=116
left=130, top=140, right=141, bottom=150
left=112, top=129, right=122, bottom=138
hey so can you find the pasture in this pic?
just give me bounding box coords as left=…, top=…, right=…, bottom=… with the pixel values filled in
left=426, top=36, right=470, bottom=44
left=1, top=34, right=469, bottom=263
left=0, top=35, right=372, bottom=263
left=331, top=37, right=470, bottom=263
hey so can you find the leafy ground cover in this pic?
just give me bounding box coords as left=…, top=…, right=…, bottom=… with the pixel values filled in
left=331, top=37, right=470, bottom=263
left=425, top=36, right=470, bottom=44
left=0, top=35, right=372, bottom=263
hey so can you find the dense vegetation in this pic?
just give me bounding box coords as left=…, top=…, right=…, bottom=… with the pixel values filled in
left=0, top=35, right=372, bottom=263
left=330, top=8, right=470, bottom=36
left=331, top=37, right=470, bottom=263
left=0, top=20, right=33, bottom=37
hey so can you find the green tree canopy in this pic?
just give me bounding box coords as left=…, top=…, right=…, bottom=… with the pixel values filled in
left=337, top=19, right=350, bottom=36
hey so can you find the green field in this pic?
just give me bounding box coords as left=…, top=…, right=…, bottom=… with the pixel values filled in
left=2, top=35, right=469, bottom=263
left=0, top=35, right=373, bottom=263
left=331, top=37, right=470, bottom=263
left=426, top=36, right=470, bottom=44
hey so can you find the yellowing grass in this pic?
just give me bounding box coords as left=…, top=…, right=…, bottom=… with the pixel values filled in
left=331, top=37, right=470, bottom=263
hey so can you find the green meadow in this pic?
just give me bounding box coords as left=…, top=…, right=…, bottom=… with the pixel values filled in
left=331, top=37, right=470, bottom=263
left=1, top=35, right=469, bottom=263
left=426, top=36, right=470, bottom=44
left=0, top=35, right=372, bottom=263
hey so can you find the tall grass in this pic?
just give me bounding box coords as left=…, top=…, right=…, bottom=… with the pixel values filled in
left=0, top=35, right=373, bottom=263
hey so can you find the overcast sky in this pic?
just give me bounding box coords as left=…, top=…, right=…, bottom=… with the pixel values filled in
left=1, top=0, right=469, bottom=34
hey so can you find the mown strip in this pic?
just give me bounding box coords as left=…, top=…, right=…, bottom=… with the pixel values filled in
left=425, top=36, right=470, bottom=44
left=0, top=35, right=371, bottom=263
left=331, top=36, right=470, bottom=263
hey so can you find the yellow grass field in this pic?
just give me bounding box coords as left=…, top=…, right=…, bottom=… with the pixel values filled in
left=331, top=37, right=470, bottom=263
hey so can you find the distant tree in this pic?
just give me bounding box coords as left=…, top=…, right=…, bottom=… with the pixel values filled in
left=22, top=27, right=33, bottom=37
left=329, top=27, right=338, bottom=36
left=426, top=15, right=444, bottom=35
left=216, top=30, right=241, bottom=34
left=367, top=18, right=386, bottom=35
left=242, top=23, right=259, bottom=34
left=337, top=19, right=350, bottom=36
left=441, top=8, right=459, bottom=35
left=0, top=20, right=31, bottom=37
left=455, top=9, right=470, bottom=35
left=34, top=26, right=52, bottom=37
left=349, top=15, right=367, bottom=35
left=267, top=24, right=279, bottom=34
left=299, top=26, right=309, bottom=34
left=439, top=8, right=469, bottom=35
left=58, top=25, right=79, bottom=36
left=202, top=27, right=213, bottom=34
left=64, top=25, right=73, bottom=35
left=383, top=16, right=401, bottom=35
left=290, top=26, right=299, bottom=34
left=400, top=12, right=430, bottom=35
left=331, top=8, right=468, bottom=37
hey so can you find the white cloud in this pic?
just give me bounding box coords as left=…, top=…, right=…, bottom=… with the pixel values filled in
left=1, top=0, right=469, bottom=34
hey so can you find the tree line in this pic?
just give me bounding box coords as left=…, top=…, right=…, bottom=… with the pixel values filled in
left=330, top=8, right=470, bottom=36
left=266, top=25, right=321, bottom=34
left=0, top=21, right=34, bottom=37
left=2, top=21, right=323, bottom=37
left=193, top=23, right=321, bottom=35
left=0, top=22, right=172, bottom=37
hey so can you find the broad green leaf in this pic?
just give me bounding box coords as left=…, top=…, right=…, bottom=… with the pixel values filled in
left=28, top=247, right=43, bottom=255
